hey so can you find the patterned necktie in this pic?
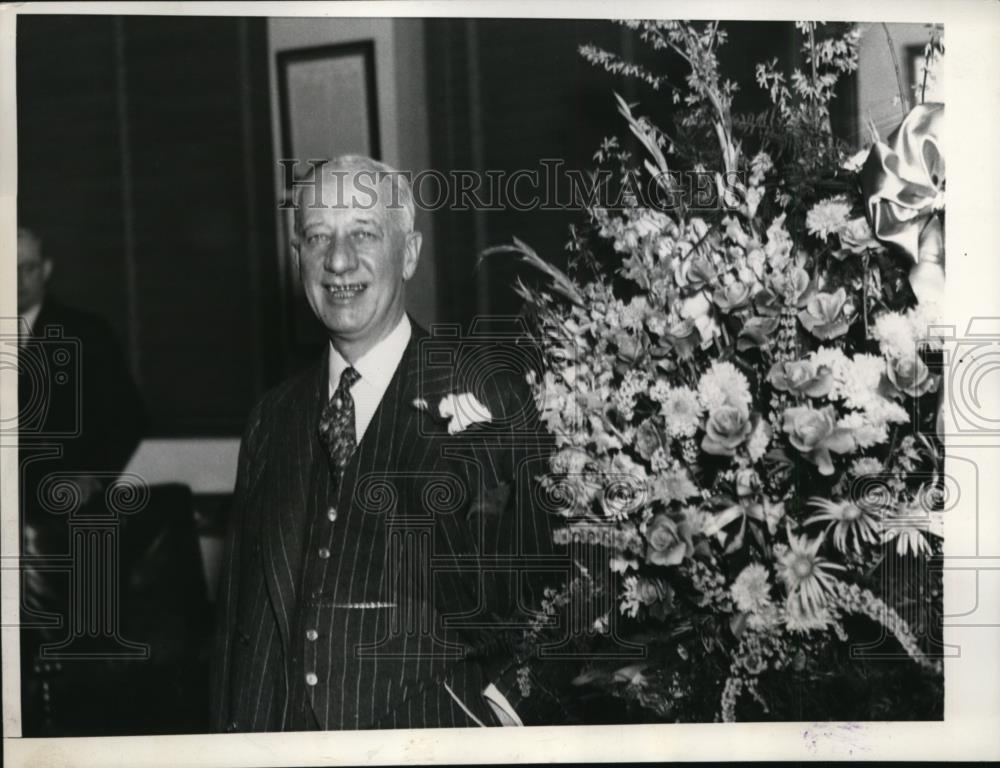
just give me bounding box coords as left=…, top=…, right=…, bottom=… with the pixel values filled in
left=318, top=366, right=361, bottom=480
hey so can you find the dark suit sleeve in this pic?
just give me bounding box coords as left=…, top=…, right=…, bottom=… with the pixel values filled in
left=209, top=399, right=264, bottom=732
left=469, top=371, right=573, bottom=725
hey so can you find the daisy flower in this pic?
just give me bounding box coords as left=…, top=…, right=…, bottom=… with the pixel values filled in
left=775, top=529, right=844, bottom=619
left=783, top=598, right=833, bottom=633
left=730, top=563, right=773, bottom=613
left=805, top=497, right=881, bottom=555
left=882, top=502, right=936, bottom=556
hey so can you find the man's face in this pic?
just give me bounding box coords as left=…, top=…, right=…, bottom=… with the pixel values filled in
left=293, top=173, right=421, bottom=356
left=17, top=233, right=51, bottom=313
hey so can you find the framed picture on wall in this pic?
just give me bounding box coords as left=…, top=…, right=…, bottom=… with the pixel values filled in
left=276, top=40, right=381, bottom=362
left=276, top=40, right=381, bottom=164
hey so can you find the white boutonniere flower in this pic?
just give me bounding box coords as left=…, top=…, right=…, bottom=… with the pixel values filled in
left=438, top=392, right=492, bottom=434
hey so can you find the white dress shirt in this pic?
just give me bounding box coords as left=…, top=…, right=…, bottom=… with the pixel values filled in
left=328, top=314, right=411, bottom=441
left=327, top=313, right=523, bottom=726
left=19, top=303, right=41, bottom=345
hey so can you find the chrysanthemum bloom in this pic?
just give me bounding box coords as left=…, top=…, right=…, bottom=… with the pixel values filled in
left=657, top=385, right=702, bottom=438
left=806, top=497, right=881, bottom=555
left=805, top=195, right=851, bottom=240
left=886, top=354, right=939, bottom=398
left=782, top=405, right=855, bottom=475
left=698, top=360, right=752, bottom=410
left=702, top=403, right=753, bottom=456
left=650, top=468, right=699, bottom=503
left=731, top=563, right=773, bottom=613
left=746, top=419, right=772, bottom=461
left=798, top=287, right=854, bottom=340
left=775, top=530, right=844, bottom=618
left=873, top=310, right=918, bottom=360
left=768, top=359, right=833, bottom=398
left=850, top=456, right=884, bottom=476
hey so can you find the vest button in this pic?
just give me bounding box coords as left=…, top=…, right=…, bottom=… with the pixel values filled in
left=318, top=547, right=330, bottom=559
left=305, top=672, right=318, bottom=686
left=327, top=506, right=337, bottom=522
left=305, top=628, right=318, bottom=642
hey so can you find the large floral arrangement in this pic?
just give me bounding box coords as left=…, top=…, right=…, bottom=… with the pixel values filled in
left=493, top=21, right=946, bottom=722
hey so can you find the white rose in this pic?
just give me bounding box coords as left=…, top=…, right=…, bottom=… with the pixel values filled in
left=439, top=392, right=493, bottom=434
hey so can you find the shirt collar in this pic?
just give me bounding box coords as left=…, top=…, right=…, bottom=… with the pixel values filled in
left=328, top=314, right=412, bottom=396
left=20, top=302, right=42, bottom=334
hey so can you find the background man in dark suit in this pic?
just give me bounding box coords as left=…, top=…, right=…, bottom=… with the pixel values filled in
left=17, top=225, right=146, bottom=734
left=211, top=156, right=569, bottom=731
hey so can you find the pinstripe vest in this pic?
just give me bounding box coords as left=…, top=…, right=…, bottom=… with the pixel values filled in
left=211, top=323, right=560, bottom=731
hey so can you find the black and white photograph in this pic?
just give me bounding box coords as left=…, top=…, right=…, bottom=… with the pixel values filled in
left=1, top=1, right=999, bottom=765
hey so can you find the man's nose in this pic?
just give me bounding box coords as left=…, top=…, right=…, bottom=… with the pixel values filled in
left=323, top=236, right=358, bottom=273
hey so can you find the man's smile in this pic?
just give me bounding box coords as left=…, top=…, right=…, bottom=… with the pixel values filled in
left=323, top=282, right=368, bottom=300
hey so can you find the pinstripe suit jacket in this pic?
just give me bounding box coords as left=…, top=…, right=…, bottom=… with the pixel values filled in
left=210, top=323, right=567, bottom=731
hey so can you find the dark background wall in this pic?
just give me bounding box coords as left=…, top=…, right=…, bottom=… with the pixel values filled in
left=18, top=16, right=805, bottom=436
left=17, top=15, right=279, bottom=436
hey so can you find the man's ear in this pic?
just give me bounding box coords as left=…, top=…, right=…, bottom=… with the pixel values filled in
left=402, top=231, right=422, bottom=282
left=290, top=241, right=301, bottom=275
left=41, top=258, right=53, bottom=284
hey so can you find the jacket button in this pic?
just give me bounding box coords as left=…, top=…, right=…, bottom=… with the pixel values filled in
left=305, top=672, right=318, bottom=686
left=327, top=506, right=337, bottom=522
left=318, top=547, right=330, bottom=559
left=306, top=628, right=318, bottom=642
